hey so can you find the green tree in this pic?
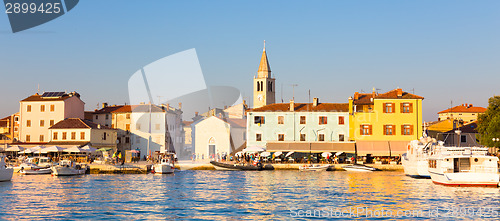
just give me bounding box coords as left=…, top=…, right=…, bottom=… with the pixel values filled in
left=477, top=96, right=500, bottom=148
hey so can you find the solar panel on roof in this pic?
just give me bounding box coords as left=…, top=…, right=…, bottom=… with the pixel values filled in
left=41, top=92, right=65, bottom=98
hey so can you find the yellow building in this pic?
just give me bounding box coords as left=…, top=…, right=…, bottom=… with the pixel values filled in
left=348, top=88, right=423, bottom=156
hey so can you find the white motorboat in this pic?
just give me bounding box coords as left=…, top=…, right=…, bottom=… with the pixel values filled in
left=19, top=167, right=52, bottom=175
left=51, top=160, right=86, bottom=176
left=428, top=146, right=499, bottom=187
left=152, top=156, right=175, bottom=174
left=0, top=155, right=14, bottom=182
left=402, top=137, right=438, bottom=178
left=342, top=164, right=378, bottom=172
left=299, top=164, right=330, bottom=171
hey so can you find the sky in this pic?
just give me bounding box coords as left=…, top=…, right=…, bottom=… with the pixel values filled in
left=1, top=0, right=499, bottom=121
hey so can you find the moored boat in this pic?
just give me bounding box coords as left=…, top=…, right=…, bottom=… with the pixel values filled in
left=299, top=164, right=330, bottom=171
left=342, top=164, right=378, bottom=172
left=402, top=138, right=438, bottom=178
left=0, top=155, right=14, bottom=182
left=210, top=161, right=274, bottom=171
left=152, top=155, right=175, bottom=174
left=51, top=160, right=86, bottom=176
left=19, top=167, right=52, bottom=175
left=428, top=146, right=499, bottom=187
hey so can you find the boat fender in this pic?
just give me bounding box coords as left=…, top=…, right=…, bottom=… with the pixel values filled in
left=407, top=145, right=410, bottom=151
left=257, top=162, right=263, bottom=170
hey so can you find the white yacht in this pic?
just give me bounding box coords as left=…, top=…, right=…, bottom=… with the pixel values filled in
left=428, top=146, right=499, bottom=187
left=401, top=137, right=438, bottom=178
left=51, top=160, right=86, bottom=176
left=299, top=164, right=330, bottom=171
left=152, top=155, right=175, bottom=174
left=0, top=155, right=14, bottom=182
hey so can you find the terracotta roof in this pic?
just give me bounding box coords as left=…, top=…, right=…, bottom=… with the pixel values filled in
left=111, top=104, right=167, bottom=113
left=182, top=121, right=193, bottom=127
left=112, top=105, right=133, bottom=113
left=438, top=104, right=486, bottom=114
left=20, top=92, right=80, bottom=102
left=250, top=102, right=349, bottom=112
left=224, top=118, right=246, bottom=128
left=46, top=141, right=89, bottom=146
left=49, top=118, right=112, bottom=129
left=352, top=89, right=423, bottom=105
left=94, top=105, right=124, bottom=114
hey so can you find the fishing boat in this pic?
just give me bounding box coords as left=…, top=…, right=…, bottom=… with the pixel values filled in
left=51, top=160, right=86, bottom=176
left=401, top=138, right=439, bottom=178
left=210, top=161, right=274, bottom=171
left=152, top=155, right=175, bottom=174
left=0, top=155, right=14, bottom=182
left=342, top=164, right=378, bottom=172
left=428, top=146, right=499, bottom=187
left=19, top=167, right=52, bottom=175
left=299, top=164, right=330, bottom=171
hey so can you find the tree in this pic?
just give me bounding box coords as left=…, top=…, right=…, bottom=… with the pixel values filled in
left=477, top=96, right=500, bottom=148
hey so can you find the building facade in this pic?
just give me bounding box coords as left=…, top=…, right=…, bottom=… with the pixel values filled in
left=48, top=118, right=117, bottom=149
left=437, top=104, right=486, bottom=123
left=19, top=92, right=85, bottom=144
left=0, top=113, right=19, bottom=145
left=194, top=116, right=246, bottom=160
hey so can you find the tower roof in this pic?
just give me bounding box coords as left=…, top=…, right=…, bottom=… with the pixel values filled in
left=257, top=42, right=271, bottom=78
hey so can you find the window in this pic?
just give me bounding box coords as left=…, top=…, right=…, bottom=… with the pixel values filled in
left=14, top=127, right=18, bottom=132
left=429, top=160, right=437, bottom=168
left=126, top=114, right=130, bottom=119
left=62, top=132, right=67, bottom=140
left=126, top=124, right=130, bottom=131
left=27, top=105, right=31, bottom=112
left=401, top=103, right=413, bottom=113
left=117, top=137, right=121, bottom=144
left=277, top=116, right=284, bottom=124
left=40, top=120, right=44, bottom=127
left=278, top=134, right=285, bottom=141
left=53, top=132, right=58, bottom=140
left=256, top=133, right=262, bottom=141
left=300, top=133, right=306, bottom=141
left=383, top=103, right=395, bottom=113
left=105, top=114, right=109, bottom=120
left=338, top=116, right=345, bottom=125
left=384, top=125, right=394, bottom=135
left=50, top=120, right=54, bottom=126
left=339, top=134, right=345, bottom=141
left=156, top=124, right=160, bottom=130
left=40, top=105, right=45, bottom=112
left=81, top=132, right=85, bottom=140
left=71, top=132, right=76, bottom=140
left=111, top=124, right=115, bottom=128
left=39, top=135, right=44, bottom=142
left=50, top=105, right=55, bottom=112
left=103, top=132, right=107, bottom=140
left=136, top=124, right=141, bottom=130
left=254, top=116, right=265, bottom=124
left=319, top=116, right=327, bottom=125
left=300, top=116, right=306, bottom=124
left=125, top=137, right=130, bottom=143
left=26, top=135, right=30, bottom=142
left=461, top=135, right=467, bottom=143
left=95, top=115, right=99, bottom=120
left=318, top=134, right=325, bottom=141
left=14, top=116, right=19, bottom=122
left=361, top=125, right=372, bottom=135
left=402, top=125, right=413, bottom=135
left=27, top=120, right=31, bottom=127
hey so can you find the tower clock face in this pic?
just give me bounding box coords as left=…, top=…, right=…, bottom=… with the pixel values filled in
left=258, top=94, right=263, bottom=101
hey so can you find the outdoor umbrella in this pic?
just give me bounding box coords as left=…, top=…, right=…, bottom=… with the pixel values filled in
left=260, top=152, right=271, bottom=157
left=63, top=147, right=88, bottom=153
left=322, top=152, right=332, bottom=158
left=41, top=146, right=65, bottom=153
left=81, top=145, right=98, bottom=153
left=285, top=151, right=295, bottom=157
left=335, top=152, right=344, bottom=156
left=243, top=146, right=265, bottom=153
left=273, top=151, right=283, bottom=157
left=5, top=145, right=24, bottom=152
left=97, top=147, right=112, bottom=152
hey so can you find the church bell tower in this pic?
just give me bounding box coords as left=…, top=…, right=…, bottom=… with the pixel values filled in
left=253, top=41, right=276, bottom=108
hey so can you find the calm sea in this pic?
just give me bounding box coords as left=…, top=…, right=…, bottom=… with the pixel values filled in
left=1, top=171, right=499, bottom=220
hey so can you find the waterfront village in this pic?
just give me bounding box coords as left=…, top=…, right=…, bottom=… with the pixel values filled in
left=0, top=45, right=492, bottom=173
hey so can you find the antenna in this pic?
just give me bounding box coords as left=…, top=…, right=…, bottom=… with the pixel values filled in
left=308, top=90, right=311, bottom=103
left=37, top=84, right=40, bottom=94
left=281, top=83, right=283, bottom=103
left=290, top=84, right=298, bottom=100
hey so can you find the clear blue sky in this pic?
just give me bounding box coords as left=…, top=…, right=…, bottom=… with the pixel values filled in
left=1, top=0, right=499, bottom=121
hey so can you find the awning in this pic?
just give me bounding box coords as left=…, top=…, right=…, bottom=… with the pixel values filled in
left=356, top=141, right=409, bottom=156
left=266, top=142, right=356, bottom=153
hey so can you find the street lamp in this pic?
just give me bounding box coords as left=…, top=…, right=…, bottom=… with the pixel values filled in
left=492, top=138, right=499, bottom=147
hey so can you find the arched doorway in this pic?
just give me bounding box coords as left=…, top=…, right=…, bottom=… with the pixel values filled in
left=208, top=137, right=216, bottom=160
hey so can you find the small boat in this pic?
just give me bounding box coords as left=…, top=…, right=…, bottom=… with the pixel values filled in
left=0, top=155, right=14, bottom=182
left=428, top=146, right=499, bottom=187
left=152, top=156, right=175, bottom=174
left=299, top=164, right=330, bottom=171
left=342, top=164, right=378, bottom=172
left=19, top=167, right=52, bottom=175
left=51, top=160, right=86, bottom=176
left=210, top=161, right=274, bottom=171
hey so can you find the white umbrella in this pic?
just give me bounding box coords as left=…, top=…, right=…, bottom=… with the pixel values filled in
left=19, top=148, right=34, bottom=154
left=5, top=145, right=24, bottom=152
left=260, top=152, right=271, bottom=157
left=243, top=146, right=265, bottom=153
left=63, top=147, right=88, bottom=153
left=30, top=146, right=44, bottom=155
left=335, top=152, right=344, bottom=156
left=273, top=151, right=282, bottom=157
left=322, top=152, right=332, bottom=157
left=81, top=145, right=98, bottom=153
left=285, top=151, right=295, bottom=157
left=42, top=146, right=65, bottom=153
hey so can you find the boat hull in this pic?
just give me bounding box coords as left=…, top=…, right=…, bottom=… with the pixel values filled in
left=299, top=165, right=330, bottom=171
left=210, top=161, right=274, bottom=171
left=20, top=168, right=52, bottom=175
left=0, top=168, right=14, bottom=182
left=152, top=164, right=175, bottom=174
left=342, top=165, right=377, bottom=172
left=51, top=166, right=86, bottom=176
left=402, top=156, right=430, bottom=178
left=429, top=172, right=499, bottom=187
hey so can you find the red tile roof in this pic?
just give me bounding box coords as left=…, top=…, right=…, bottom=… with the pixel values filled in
left=353, top=89, right=424, bottom=105
left=20, top=92, right=80, bottom=102
left=49, top=118, right=112, bottom=129
left=182, top=121, right=193, bottom=127
left=438, top=104, right=486, bottom=114
left=224, top=118, right=246, bottom=128
left=111, top=105, right=167, bottom=113
left=250, top=103, right=349, bottom=112
left=94, top=105, right=125, bottom=114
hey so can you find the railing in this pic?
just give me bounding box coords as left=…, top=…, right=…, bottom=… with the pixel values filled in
left=444, top=166, right=497, bottom=173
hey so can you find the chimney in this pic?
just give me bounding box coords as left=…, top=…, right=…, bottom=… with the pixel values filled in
left=178, top=102, right=182, bottom=110
left=354, top=92, right=359, bottom=100
left=290, top=100, right=295, bottom=111
left=397, top=88, right=403, bottom=98
left=224, top=105, right=228, bottom=109
left=102, top=103, right=108, bottom=108
left=166, top=103, right=170, bottom=110
left=195, top=112, right=199, bottom=117
left=469, top=104, right=473, bottom=108
left=313, top=98, right=319, bottom=107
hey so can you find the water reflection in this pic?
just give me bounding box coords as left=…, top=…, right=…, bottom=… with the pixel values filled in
left=0, top=171, right=499, bottom=220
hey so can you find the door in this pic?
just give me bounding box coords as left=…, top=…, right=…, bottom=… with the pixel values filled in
left=209, top=145, right=216, bottom=159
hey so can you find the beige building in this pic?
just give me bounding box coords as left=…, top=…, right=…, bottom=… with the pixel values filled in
left=48, top=118, right=117, bottom=149
left=110, top=105, right=133, bottom=152
left=183, top=121, right=193, bottom=156
left=92, top=103, right=124, bottom=128
left=0, top=113, right=19, bottom=145
left=253, top=44, right=275, bottom=108
left=437, top=104, right=486, bottom=123
left=19, top=92, right=85, bottom=144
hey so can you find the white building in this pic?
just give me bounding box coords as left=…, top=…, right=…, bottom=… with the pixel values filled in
left=19, top=91, right=85, bottom=144
left=194, top=116, right=246, bottom=161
